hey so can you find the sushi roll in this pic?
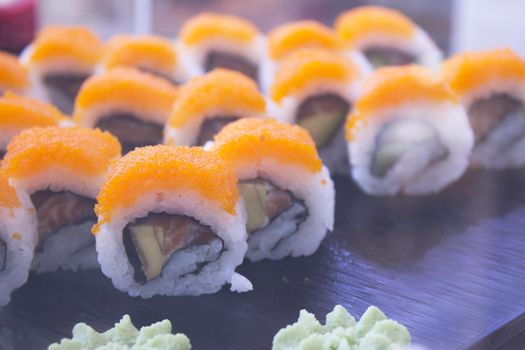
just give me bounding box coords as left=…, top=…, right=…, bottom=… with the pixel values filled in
left=0, top=92, right=71, bottom=159
left=441, top=48, right=525, bottom=169
left=2, top=126, right=121, bottom=272
left=268, top=48, right=365, bottom=173
left=346, top=65, right=473, bottom=195
left=211, top=118, right=334, bottom=261
left=177, top=13, right=265, bottom=83
left=0, top=170, right=37, bottom=306
left=74, top=67, right=177, bottom=154
left=94, top=145, right=250, bottom=297
left=164, top=68, right=266, bottom=146
left=0, top=51, right=29, bottom=95
left=100, top=34, right=188, bottom=84
left=334, top=6, right=441, bottom=69
left=21, top=25, right=103, bottom=114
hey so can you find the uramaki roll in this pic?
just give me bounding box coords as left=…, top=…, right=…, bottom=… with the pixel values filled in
left=335, top=6, right=441, bottom=69
left=20, top=25, right=103, bottom=114
left=211, top=118, right=334, bottom=261
left=268, top=48, right=365, bottom=173
left=0, top=92, right=71, bottom=159
left=0, top=51, right=29, bottom=95
left=177, top=13, right=265, bottom=83
left=74, top=67, right=177, bottom=154
left=2, top=126, right=121, bottom=272
left=164, top=68, right=266, bottom=146
left=0, top=170, right=37, bottom=306
left=441, top=48, right=525, bottom=169
left=346, top=65, right=473, bottom=195
left=94, top=145, right=250, bottom=297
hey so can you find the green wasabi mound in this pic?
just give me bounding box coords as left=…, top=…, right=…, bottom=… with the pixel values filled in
left=272, top=305, right=411, bottom=350
left=48, top=314, right=191, bottom=350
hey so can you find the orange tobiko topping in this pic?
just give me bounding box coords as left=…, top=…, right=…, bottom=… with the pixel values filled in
left=28, top=25, right=103, bottom=68
left=167, top=68, right=265, bottom=128
left=441, top=48, right=525, bottom=97
left=212, top=118, right=322, bottom=173
left=0, top=92, right=68, bottom=129
left=268, top=20, right=343, bottom=60
left=0, top=51, right=29, bottom=91
left=270, top=48, right=359, bottom=102
left=335, top=6, right=415, bottom=47
left=180, top=13, right=258, bottom=46
left=102, top=34, right=177, bottom=75
left=345, top=65, right=456, bottom=141
left=3, top=126, right=121, bottom=179
left=0, top=170, right=20, bottom=209
left=95, top=145, right=238, bottom=225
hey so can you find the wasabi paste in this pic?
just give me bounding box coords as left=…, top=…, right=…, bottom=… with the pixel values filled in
left=48, top=314, right=191, bottom=350
left=273, top=305, right=411, bottom=350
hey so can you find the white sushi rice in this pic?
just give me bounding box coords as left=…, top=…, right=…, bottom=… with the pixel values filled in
left=96, top=190, right=250, bottom=298
left=348, top=102, right=474, bottom=195
left=0, top=190, right=37, bottom=306
left=235, top=159, right=335, bottom=261
left=460, top=80, right=525, bottom=169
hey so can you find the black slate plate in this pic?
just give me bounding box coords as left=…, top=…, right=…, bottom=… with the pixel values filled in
left=1, top=169, right=524, bottom=350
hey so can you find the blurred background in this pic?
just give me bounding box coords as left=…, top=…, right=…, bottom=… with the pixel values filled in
left=1, top=0, right=525, bottom=57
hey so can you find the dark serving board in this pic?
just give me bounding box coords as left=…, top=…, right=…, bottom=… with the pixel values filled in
left=1, top=169, right=525, bottom=350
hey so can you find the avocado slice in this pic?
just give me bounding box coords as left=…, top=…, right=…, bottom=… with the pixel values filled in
left=239, top=182, right=269, bottom=233
left=129, top=225, right=164, bottom=281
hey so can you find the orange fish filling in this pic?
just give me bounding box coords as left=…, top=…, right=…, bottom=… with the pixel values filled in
left=335, top=6, right=415, bottom=47
left=212, top=118, right=322, bottom=173
left=346, top=65, right=456, bottom=141
left=74, top=67, right=177, bottom=123
left=3, top=126, right=121, bottom=179
left=0, top=170, right=20, bottom=209
left=441, top=48, right=525, bottom=97
left=103, top=35, right=177, bottom=75
left=0, top=92, right=68, bottom=129
left=270, top=49, right=359, bottom=103
left=180, top=13, right=258, bottom=46
left=268, top=20, right=343, bottom=60
left=0, top=51, right=29, bottom=90
left=167, top=68, right=265, bottom=128
left=28, top=25, right=103, bottom=68
left=95, top=145, right=238, bottom=227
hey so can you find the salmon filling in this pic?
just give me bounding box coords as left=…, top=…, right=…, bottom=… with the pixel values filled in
left=370, top=118, right=448, bottom=178
left=30, top=190, right=96, bottom=250
left=0, top=238, right=6, bottom=272
left=204, top=51, right=258, bottom=83
left=297, top=94, right=349, bottom=148
left=43, top=73, right=90, bottom=114
left=239, top=178, right=308, bottom=251
left=196, top=116, right=239, bottom=146
left=468, top=93, right=525, bottom=150
left=95, top=113, right=164, bottom=154
left=123, top=213, right=224, bottom=284
left=363, top=47, right=416, bottom=68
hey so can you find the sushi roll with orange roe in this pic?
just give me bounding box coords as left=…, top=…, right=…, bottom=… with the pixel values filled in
left=164, top=68, right=266, bottom=146
left=335, top=6, right=441, bottom=69
left=94, top=145, right=250, bottom=297
left=211, top=118, right=334, bottom=261
left=268, top=48, right=365, bottom=173
left=0, top=51, right=29, bottom=95
left=0, top=92, right=71, bottom=159
left=2, top=126, right=121, bottom=272
left=177, top=13, right=265, bottom=83
left=20, top=25, right=103, bottom=114
left=262, top=20, right=370, bottom=91
left=441, top=49, right=525, bottom=169
left=74, top=68, right=177, bottom=154
left=100, top=34, right=187, bottom=85
left=0, top=170, right=37, bottom=306
left=346, top=66, right=473, bottom=195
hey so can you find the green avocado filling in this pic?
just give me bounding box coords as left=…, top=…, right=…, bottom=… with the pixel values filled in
left=273, top=305, right=411, bottom=350
left=48, top=314, right=191, bottom=350
left=363, top=47, right=416, bottom=68
left=297, top=94, right=349, bottom=149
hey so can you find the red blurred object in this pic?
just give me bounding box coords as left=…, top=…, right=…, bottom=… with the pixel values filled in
left=0, top=0, right=35, bottom=54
